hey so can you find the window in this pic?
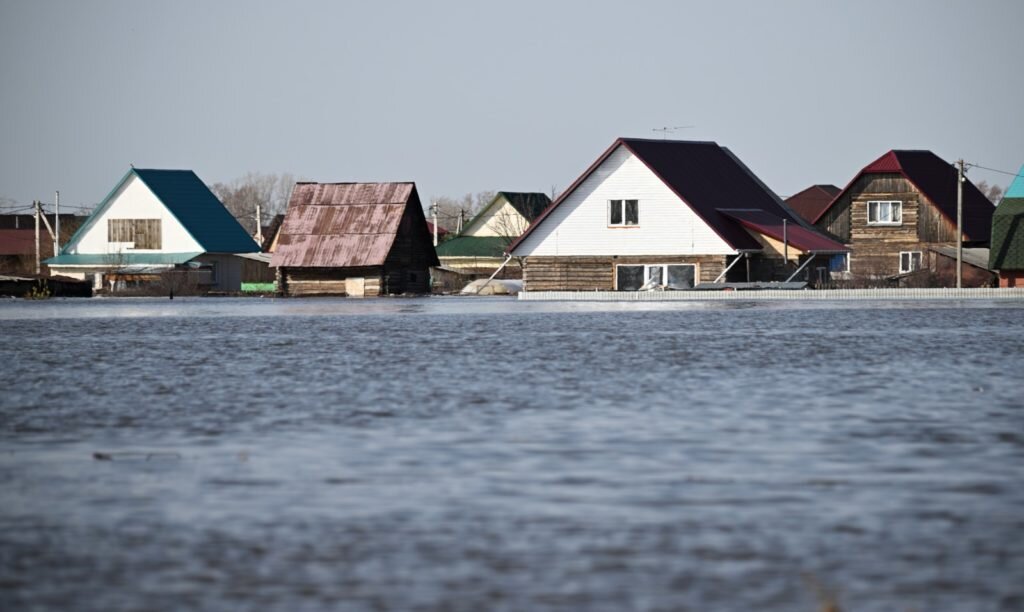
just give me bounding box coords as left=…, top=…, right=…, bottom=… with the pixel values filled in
left=609, top=199, right=639, bottom=226
left=828, top=253, right=850, bottom=273
left=108, top=219, right=162, bottom=249
left=899, top=251, right=922, bottom=274
left=867, top=200, right=902, bottom=226
left=616, top=264, right=695, bottom=290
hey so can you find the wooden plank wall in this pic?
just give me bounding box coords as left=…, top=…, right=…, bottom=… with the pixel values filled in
left=816, top=175, right=963, bottom=279
left=280, top=267, right=383, bottom=297
left=523, top=255, right=727, bottom=291
left=108, top=219, right=162, bottom=249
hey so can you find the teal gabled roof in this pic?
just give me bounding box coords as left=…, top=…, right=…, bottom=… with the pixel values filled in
left=46, top=252, right=203, bottom=266
left=60, top=168, right=259, bottom=256
left=133, top=169, right=259, bottom=253
left=1005, top=165, right=1024, bottom=198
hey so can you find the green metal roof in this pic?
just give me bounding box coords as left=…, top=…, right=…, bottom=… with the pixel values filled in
left=45, top=252, right=203, bottom=266
left=59, top=168, right=259, bottom=256
left=435, top=236, right=508, bottom=258
left=989, top=197, right=1024, bottom=271
left=133, top=169, right=259, bottom=253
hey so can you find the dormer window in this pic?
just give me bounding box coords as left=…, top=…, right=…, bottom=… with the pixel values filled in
left=867, top=200, right=902, bottom=226
left=609, top=199, right=639, bottom=226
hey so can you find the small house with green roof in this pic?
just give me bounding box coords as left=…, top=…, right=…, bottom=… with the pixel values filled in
left=46, top=168, right=259, bottom=292
left=989, top=165, right=1024, bottom=287
left=436, top=191, right=550, bottom=276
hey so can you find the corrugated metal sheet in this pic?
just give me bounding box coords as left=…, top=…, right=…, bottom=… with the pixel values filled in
left=0, top=229, right=54, bottom=256
left=785, top=185, right=840, bottom=223
left=718, top=209, right=848, bottom=253
left=271, top=183, right=415, bottom=268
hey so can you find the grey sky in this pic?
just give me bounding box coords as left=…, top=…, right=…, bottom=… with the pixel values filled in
left=1, top=0, right=1021, bottom=213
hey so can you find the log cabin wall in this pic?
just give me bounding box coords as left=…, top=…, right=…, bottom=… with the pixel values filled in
left=523, top=255, right=727, bottom=291
left=381, top=204, right=438, bottom=295
left=279, top=266, right=383, bottom=296
left=816, top=175, right=958, bottom=279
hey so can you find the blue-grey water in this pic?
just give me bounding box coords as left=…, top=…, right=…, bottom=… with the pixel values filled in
left=1, top=297, right=1023, bottom=611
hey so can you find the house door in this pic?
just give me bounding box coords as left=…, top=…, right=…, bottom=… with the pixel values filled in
left=345, top=277, right=365, bottom=297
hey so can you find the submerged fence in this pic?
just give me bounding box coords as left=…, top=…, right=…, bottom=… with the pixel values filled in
left=519, top=288, right=1024, bottom=301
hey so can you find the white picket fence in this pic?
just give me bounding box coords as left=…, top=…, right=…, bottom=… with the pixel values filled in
left=519, top=288, right=1024, bottom=301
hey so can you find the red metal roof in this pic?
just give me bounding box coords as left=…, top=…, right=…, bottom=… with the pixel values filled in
left=270, top=182, right=431, bottom=268
left=785, top=185, right=840, bottom=223
left=0, top=229, right=54, bottom=256
left=717, top=209, right=848, bottom=253
left=812, top=150, right=995, bottom=241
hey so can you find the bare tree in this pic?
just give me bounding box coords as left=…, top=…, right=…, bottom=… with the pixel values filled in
left=973, top=180, right=1004, bottom=204
left=210, top=172, right=299, bottom=235
left=426, top=191, right=496, bottom=233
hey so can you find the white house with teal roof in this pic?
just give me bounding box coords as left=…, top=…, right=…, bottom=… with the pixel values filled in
left=46, top=168, right=259, bottom=292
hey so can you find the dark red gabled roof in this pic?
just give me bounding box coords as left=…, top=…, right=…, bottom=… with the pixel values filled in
left=511, top=138, right=821, bottom=254
left=785, top=184, right=840, bottom=223
left=718, top=209, right=847, bottom=253
left=813, top=150, right=995, bottom=241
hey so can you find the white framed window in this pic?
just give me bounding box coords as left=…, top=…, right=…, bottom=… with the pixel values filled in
left=829, top=253, right=850, bottom=273
left=867, top=200, right=902, bottom=226
left=615, top=263, right=695, bottom=290
left=899, top=251, right=922, bottom=273
left=608, top=199, right=639, bottom=226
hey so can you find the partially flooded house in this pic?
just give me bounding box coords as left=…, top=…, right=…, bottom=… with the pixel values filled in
left=990, top=165, right=1024, bottom=288
left=436, top=191, right=550, bottom=277
left=812, top=150, right=996, bottom=286
left=507, top=138, right=846, bottom=291
left=271, top=182, right=438, bottom=296
left=46, top=168, right=260, bottom=292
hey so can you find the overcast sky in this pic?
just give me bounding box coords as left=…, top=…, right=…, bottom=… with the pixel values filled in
left=1, top=0, right=1021, bottom=213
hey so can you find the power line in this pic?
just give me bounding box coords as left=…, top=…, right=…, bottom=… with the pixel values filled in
left=964, top=162, right=1023, bottom=179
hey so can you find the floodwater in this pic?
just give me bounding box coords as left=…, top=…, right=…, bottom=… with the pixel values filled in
left=1, top=297, right=1023, bottom=611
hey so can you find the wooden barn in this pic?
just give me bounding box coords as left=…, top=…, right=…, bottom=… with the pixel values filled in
left=989, top=165, right=1024, bottom=287
left=271, top=182, right=439, bottom=297
left=508, top=138, right=847, bottom=291
left=813, top=150, right=996, bottom=286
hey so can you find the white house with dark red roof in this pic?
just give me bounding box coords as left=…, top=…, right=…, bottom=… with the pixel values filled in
left=508, top=138, right=847, bottom=291
left=812, top=150, right=996, bottom=286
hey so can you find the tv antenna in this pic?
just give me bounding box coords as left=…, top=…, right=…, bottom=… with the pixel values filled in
left=651, top=125, right=695, bottom=139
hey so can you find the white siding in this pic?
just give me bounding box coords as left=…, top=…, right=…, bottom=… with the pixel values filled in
left=513, top=146, right=735, bottom=257
left=464, top=198, right=529, bottom=237
left=67, top=174, right=203, bottom=255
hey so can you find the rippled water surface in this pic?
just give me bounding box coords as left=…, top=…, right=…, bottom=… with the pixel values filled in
left=2, top=297, right=1023, bottom=611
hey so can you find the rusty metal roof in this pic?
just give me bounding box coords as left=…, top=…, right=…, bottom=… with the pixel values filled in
left=270, top=182, right=418, bottom=268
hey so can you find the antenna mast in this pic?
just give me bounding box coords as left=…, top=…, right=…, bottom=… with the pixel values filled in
left=651, top=125, right=695, bottom=139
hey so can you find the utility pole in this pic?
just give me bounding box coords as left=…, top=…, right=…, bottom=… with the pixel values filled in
left=54, top=191, right=60, bottom=256
left=34, top=200, right=41, bottom=275
left=956, top=159, right=964, bottom=289
left=782, top=219, right=789, bottom=267
left=255, top=203, right=263, bottom=245
left=431, top=202, right=439, bottom=247
left=457, top=209, right=465, bottom=234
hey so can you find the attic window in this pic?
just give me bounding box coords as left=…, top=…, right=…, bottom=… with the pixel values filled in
left=108, top=219, right=162, bottom=249
left=609, top=200, right=639, bottom=226
left=867, top=200, right=902, bottom=226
